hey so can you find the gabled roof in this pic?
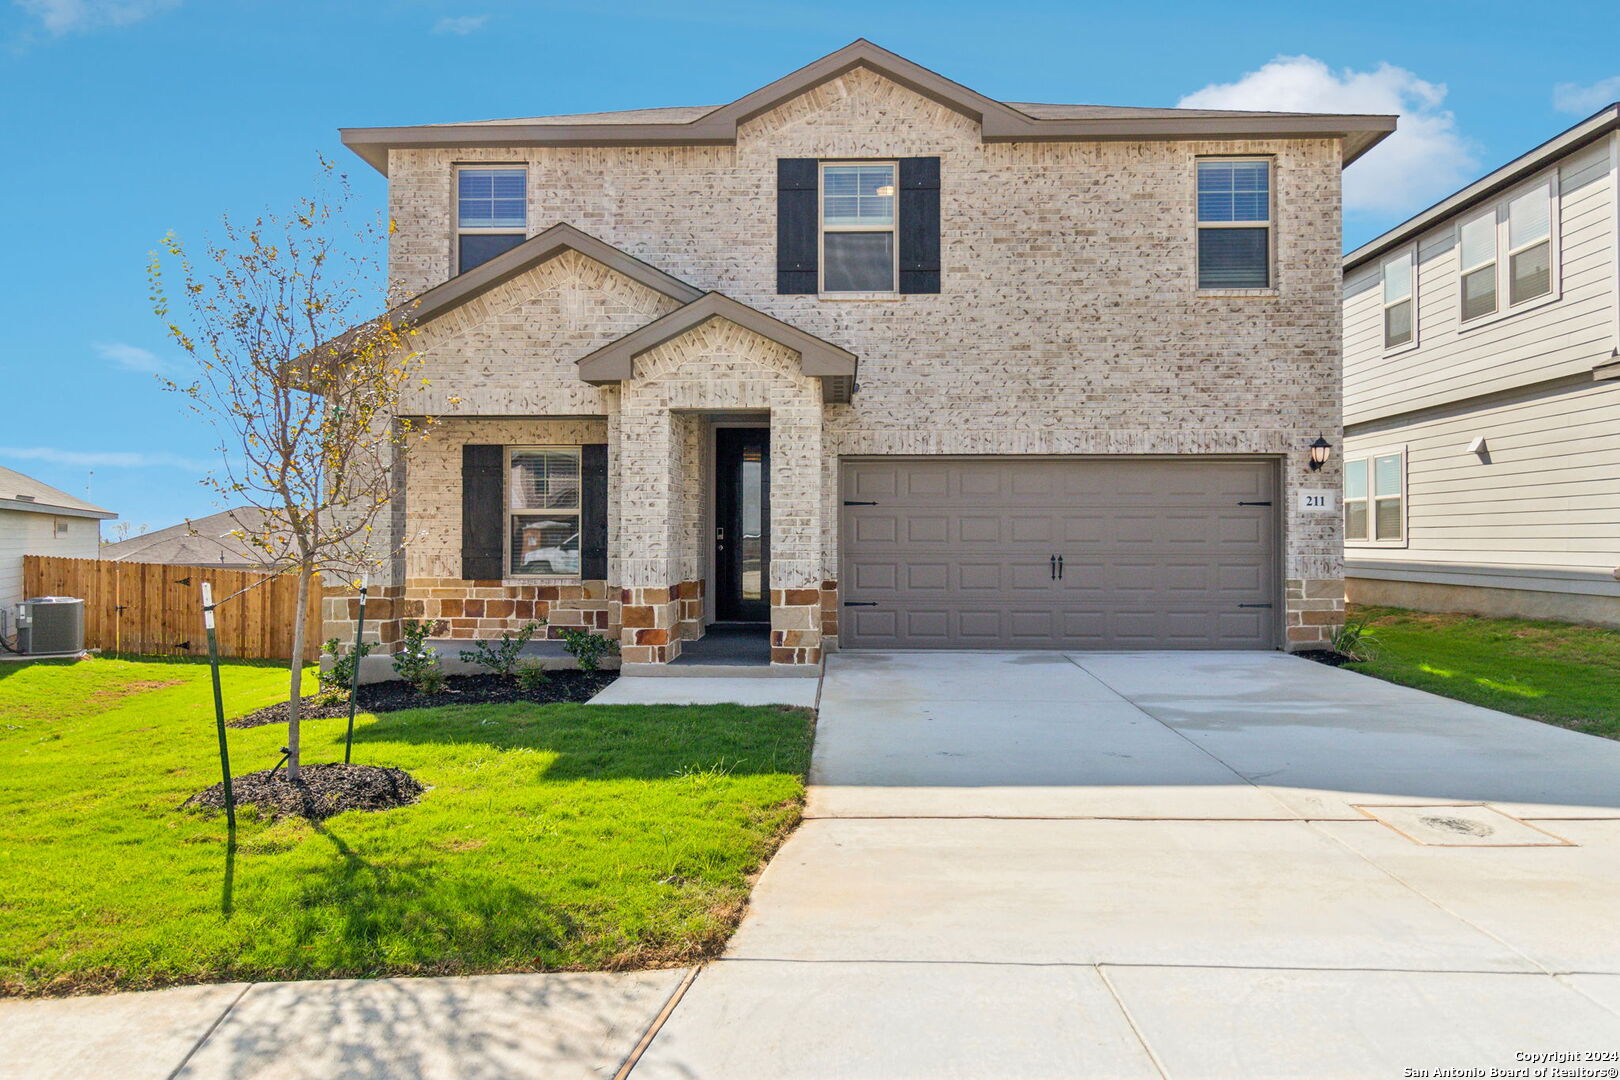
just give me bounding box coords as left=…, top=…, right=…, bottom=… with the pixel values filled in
left=577, top=292, right=859, bottom=403
left=341, top=40, right=1395, bottom=174
left=411, top=222, right=703, bottom=324
left=1344, top=102, right=1620, bottom=272
left=101, top=507, right=272, bottom=567
left=0, top=465, right=116, bottom=519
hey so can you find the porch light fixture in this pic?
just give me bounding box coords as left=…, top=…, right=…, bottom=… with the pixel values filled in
left=1307, top=436, right=1332, bottom=471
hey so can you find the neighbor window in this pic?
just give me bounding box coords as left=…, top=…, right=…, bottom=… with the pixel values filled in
left=507, top=447, right=580, bottom=576
left=1196, top=158, right=1272, bottom=289
left=1458, top=210, right=1497, bottom=321
left=1381, top=247, right=1416, bottom=350
left=456, top=167, right=527, bottom=275
left=1458, top=175, right=1556, bottom=324
left=1344, top=451, right=1405, bottom=544
left=820, top=162, right=896, bottom=293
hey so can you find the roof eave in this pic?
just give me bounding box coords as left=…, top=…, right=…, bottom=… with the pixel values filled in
left=1345, top=103, right=1620, bottom=272
left=0, top=498, right=116, bottom=520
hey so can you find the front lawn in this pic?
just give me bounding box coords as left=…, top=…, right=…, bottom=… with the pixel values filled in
left=0, top=655, right=812, bottom=996
left=1344, top=606, right=1620, bottom=739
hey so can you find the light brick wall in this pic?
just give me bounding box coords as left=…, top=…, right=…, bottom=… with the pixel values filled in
left=378, top=65, right=1346, bottom=654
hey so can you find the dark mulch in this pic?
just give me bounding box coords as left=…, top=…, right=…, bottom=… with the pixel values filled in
left=228, top=670, right=619, bottom=728
left=1295, top=649, right=1353, bottom=668
left=183, top=763, right=424, bottom=821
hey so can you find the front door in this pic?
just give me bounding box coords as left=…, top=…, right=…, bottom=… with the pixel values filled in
left=715, top=428, right=770, bottom=622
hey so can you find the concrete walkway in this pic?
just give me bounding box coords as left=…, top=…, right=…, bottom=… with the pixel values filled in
left=633, top=651, right=1620, bottom=1079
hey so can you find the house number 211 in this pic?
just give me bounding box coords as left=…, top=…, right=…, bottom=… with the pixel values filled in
left=1297, top=488, right=1334, bottom=513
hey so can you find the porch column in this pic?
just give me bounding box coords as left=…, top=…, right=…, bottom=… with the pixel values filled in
left=615, top=404, right=683, bottom=663
left=768, top=399, right=825, bottom=666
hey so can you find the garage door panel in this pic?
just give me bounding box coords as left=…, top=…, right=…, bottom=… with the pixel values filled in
left=841, top=459, right=1278, bottom=650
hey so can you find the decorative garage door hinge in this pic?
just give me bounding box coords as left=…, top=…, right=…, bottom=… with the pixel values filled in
left=843, top=601, right=878, bottom=607
left=842, top=500, right=878, bottom=506
left=1237, top=501, right=1272, bottom=506
left=1238, top=603, right=1274, bottom=608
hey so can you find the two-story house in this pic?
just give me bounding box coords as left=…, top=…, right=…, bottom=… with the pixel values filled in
left=327, top=40, right=1394, bottom=673
left=1342, top=104, right=1620, bottom=627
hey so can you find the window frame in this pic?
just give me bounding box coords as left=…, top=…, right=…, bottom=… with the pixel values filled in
left=454, top=164, right=528, bottom=277
left=504, top=445, right=582, bottom=580
left=1343, top=447, right=1408, bottom=548
left=817, top=159, right=899, bottom=296
left=1456, top=171, right=1560, bottom=331
left=1380, top=244, right=1419, bottom=354
left=1194, top=155, right=1276, bottom=293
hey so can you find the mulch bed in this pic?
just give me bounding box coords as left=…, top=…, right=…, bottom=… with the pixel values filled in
left=183, top=763, right=424, bottom=821
left=1295, top=649, right=1353, bottom=668
left=227, top=670, right=618, bottom=729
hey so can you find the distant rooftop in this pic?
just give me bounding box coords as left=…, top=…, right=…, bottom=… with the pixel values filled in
left=101, top=507, right=274, bottom=568
left=0, top=465, right=115, bottom=519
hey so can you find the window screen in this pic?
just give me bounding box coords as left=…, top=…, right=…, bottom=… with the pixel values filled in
left=1197, top=160, right=1271, bottom=289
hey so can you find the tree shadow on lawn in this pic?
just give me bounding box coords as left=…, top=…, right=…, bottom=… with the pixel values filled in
left=343, top=702, right=815, bottom=783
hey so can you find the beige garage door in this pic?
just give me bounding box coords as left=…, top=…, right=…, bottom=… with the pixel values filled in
left=839, top=458, right=1279, bottom=650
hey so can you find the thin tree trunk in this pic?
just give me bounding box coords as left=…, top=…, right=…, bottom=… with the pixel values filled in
left=286, top=566, right=310, bottom=781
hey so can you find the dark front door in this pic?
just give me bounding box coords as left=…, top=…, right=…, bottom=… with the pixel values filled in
left=715, top=428, right=770, bottom=623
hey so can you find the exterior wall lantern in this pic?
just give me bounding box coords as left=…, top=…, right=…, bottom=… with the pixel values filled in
left=1307, top=436, right=1332, bottom=471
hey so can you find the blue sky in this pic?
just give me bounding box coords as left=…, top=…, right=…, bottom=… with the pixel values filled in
left=1, top=0, right=1616, bottom=534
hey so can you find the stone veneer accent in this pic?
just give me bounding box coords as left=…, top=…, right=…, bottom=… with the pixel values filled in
left=770, top=587, right=825, bottom=665
left=1285, top=578, right=1346, bottom=649
left=320, top=584, right=405, bottom=653
left=618, top=580, right=702, bottom=664
left=360, top=64, right=1350, bottom=659
left=403, top=578, right=614, bottom=640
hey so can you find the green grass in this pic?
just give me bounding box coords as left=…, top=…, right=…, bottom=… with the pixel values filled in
left=1345, top=606, right=1620, bottom=739
left=0, top=655, right=813, bottom=996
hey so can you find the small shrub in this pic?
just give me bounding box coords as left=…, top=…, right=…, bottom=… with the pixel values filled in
left=394, top=619, right=447, bottom=693
left=317, top=637, right=374, bottom=704
left=515, top=659, right=550, bottom=693
left=1333, top=617, right=1378, bottom=662
left=458, top=620, right=545, bottom=678
left=412, top=664, right=448, bottom=696
left=559, top=628, right=620, bottom=671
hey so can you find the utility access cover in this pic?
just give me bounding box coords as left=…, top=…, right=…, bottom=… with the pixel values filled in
left=1355, top=804, right=1572, bottom=847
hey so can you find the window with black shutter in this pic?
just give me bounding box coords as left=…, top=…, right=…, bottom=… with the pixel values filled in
left=776, top=156, right=941, bottom=295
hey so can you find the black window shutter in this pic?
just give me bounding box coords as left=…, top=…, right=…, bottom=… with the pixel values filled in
left=898, top=157, right=941, bottom=294
left=777, top=158, right=819, bottom=294
left=580, top=443, right=608, bottom=581
left=461, top=444, right=504, bottom=581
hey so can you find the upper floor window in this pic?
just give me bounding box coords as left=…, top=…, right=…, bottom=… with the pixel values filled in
left=820, top=162, right=896, bottom=293
left=507, top=447, right=580, bottom=577
left=1344, top=450, right=1405, bottom=545
left=1381, top=247, right=1416, bottom=351
left=457, top=167, right=527, bottom=275
left=1457, top=175, right=1556, bottom=325
left=1196, top=158, right=1272, bottom=289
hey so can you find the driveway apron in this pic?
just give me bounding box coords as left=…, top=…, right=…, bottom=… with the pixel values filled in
left=634, top=650, right=1620, bottom=1079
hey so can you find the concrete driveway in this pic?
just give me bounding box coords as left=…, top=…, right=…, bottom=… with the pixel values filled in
left=635, top=651, right=1620, bottom=1079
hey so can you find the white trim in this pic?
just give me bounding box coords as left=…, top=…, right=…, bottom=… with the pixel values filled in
left=817, top=160, right=899, bottom=296
left=1379, top=243, right=1418, bottom=354
left=1455, top=168, right=1562, bottom=333
left=1194, top=155, right=1275, bottom=292
left=503, top=444, right=582, bottom=580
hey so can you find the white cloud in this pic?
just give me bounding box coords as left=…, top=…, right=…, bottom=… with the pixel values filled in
left=94, top=341, right=172, bottom=375
left=1179, top=55, right=1478, bottom=218
left=1554, top=76, right=1620, bottom=115
left=0, top=446, right=213, bottom=471
left=15, top=0, right=179, bottom=36
left=432, top=14, right=487, bottom=35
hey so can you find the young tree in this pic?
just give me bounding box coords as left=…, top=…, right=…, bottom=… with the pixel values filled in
left=150, top=159, right=432, bottom=781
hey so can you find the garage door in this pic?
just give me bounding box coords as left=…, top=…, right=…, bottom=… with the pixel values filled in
left=839, top=458, right=1279, bottom=650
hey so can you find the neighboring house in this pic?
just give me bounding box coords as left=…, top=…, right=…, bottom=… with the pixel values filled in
left=0, top=466, right=116, bottom=620
left=1342, top=104, right=1620, bottom=627
left=101, top=507, right=275, bottom=569
left=328, top=39, right=1394, bottom=671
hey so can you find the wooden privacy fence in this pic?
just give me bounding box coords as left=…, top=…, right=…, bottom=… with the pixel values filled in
left=23, top=555, right=321, bottom=661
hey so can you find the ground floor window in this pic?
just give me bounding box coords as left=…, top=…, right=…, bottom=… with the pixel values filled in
left=1344, top=450, right=1404, bottom=544
left=507, top=447, right=581, bottom=576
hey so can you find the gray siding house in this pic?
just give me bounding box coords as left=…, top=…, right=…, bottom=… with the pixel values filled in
left=1342, top=104, right=1620, bottom=626
left=326, top=40, right=1394, bottom=670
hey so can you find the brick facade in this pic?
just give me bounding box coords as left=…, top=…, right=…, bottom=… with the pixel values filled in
left=325, top=65, right=1347, bottom=662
